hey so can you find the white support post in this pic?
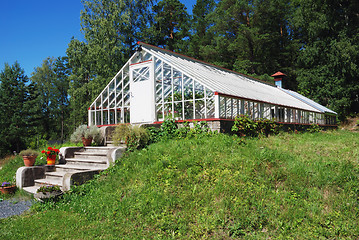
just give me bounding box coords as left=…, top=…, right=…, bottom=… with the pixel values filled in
left=214, top=94, right=220, bottom=118
left=88, top=109, right=92, bottom=126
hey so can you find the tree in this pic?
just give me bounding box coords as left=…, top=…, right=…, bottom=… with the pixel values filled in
left=188, top=0, right=216, bottom=59
left=31, top=57, right=70, bottom=142
left=294, top=0, right=359, bottom=119
left=66, top=0, right=154, bottom=128
left=0, top=62, right=30, bottom=156
left=150, top=0, right=190, bottom=52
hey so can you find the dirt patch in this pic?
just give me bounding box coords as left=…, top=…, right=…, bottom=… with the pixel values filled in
left=340, top=117, right=359, bottom=131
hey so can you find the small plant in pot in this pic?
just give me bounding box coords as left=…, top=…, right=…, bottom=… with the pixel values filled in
left=19, top=149, right=39, bottom=167
left=1, top=181, right=16, bottom=194
left=41, top=147, right=60, bottom=165
left=70, top=125, right=103, bottom=146
left=34, top=184, right=63, bottom=202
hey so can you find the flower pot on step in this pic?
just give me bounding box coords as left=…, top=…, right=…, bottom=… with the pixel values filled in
left=0, top=185, right=16, bottom=195
left=22, top=156, right=36, bottom=167
left=82, top=137, right=93, bottom=147
left=47, top=155, right=56, bottom=165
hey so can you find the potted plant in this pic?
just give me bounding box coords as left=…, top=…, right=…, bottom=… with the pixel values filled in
left=0, top=182, right=16, bottom=194
left=70, top=125, right=103, bottom=146
left=41, top=147, right=60, bottom=165
left=19, top=149, right=39, bottom=167
left=34, top=184, right=63, bottom=202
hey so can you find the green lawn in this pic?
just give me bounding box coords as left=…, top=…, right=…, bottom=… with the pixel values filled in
left=1, top=130, right=359, bottom=239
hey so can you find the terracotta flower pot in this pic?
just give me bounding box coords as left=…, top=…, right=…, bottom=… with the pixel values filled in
left=47, top=155, right=56, bottom=165
left=82, top=137, right=93, bottom=147
left=22, top=156, right=36, bottom=167
left=0, top=185, right=16, bottom=194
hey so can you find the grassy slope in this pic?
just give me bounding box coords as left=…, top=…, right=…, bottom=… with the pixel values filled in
left=1, top=131, right=359, bottom=239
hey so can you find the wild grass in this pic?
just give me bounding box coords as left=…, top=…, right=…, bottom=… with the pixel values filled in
left=1, top=130, right=359, bottom=239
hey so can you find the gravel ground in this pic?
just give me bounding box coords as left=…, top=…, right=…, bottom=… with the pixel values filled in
left=0, top=199, right=34, bottom=219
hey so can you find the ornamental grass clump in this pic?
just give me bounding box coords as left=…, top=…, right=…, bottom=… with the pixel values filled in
left=19, top=149, right=39, bottom=157
left=70, top=125, right=103, bottom=145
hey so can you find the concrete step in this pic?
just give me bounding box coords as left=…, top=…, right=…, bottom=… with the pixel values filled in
left=45, top=170, right=78, bottom=181
left=73, top=153, right=108, bottom=160
left=22, top=186, right=39, bottom=194
left=34, top=178, right=63, bottom=188
left=83, top=147, right=115, bottom=153
left=65, top=158, right=107, bottom=168
left=55, top=164, right=105, bottom=172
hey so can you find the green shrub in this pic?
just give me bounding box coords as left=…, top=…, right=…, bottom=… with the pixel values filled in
left=113, top=124, right=150, bottom=151
left=307, top=123, right=322, bottom=133
left=148, top=118, right=214, bottom=143
left=232, top=115, right=279, bottom=137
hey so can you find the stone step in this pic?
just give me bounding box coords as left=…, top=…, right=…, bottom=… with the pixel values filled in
left=55, top=164, right=105, bottom=172
left=82, top=147, right=115, bottom=153
left=65, top=158, right=107, bottom=168
left=34, top=178, right=63, bottom=188
left=73, top=153, right=108, bottom=160
left=22, top=186, right=39, bottom=194
left=45, top=170, right=78, bottom=181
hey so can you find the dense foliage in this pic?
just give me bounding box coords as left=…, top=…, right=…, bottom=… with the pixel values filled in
left=0, top=0, right=358, bottom=156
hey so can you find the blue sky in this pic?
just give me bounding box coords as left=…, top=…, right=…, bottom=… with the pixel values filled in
left=0, top=0, right=195, bottom=77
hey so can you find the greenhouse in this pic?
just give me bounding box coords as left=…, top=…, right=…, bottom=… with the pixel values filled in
left=88, top=42, right=337, bottom=127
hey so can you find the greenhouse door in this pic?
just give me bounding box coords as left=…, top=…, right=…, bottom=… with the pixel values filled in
left=130, top=61, right=155, bottom=124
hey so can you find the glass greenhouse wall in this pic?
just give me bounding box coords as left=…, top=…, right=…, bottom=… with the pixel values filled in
left=217, top=95, right=336, bottom=125
left=88, top=46, right=337, bottom=127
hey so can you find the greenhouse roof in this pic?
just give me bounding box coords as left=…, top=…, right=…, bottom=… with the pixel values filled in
left=139, top=42, right=335, bottom=114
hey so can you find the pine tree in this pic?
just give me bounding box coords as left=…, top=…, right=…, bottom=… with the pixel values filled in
left=0, top=62, right=30, bottom=156
left=150, top=0, right=191, bottom=52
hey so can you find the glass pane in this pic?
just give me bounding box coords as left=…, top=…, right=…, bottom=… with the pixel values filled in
left=195, top=99, right=205, bottom=119
left=174, top=102, right=183, bottom=120
left=110, top=110, right=115, bottom=124
left=117, top=108, right=122, bottom=123
left=156, top=81, right=163, bottom=103
left=206, top=97, right=215, bottom=118
left=109, top=92, right=115, bottom=108
left=173, top=72, right=182, bottom=101
left=124, top=92, right=130, bottom=106
left=96, top=111, right=101, bottom=125
left=206, top=88, right=214, bottom=99
left=220, top=96, right=226, bottom=118
left=183, top=76, right=193, bottom=101
left=103, top=110, right=108, bottom=125
left=109, top=82, right=115, bottom=92
left=184, top=101, right=194, bottom=119
left=124, top=108, right=130, bottom=123
left=194, top=81, right=204, bottom=99
left=226, top=98, right=232, bottom=119
left=164, top=103, right=172, bottom=118
left=156, top=104, right=164, bottom=121
left=133, top=67, right=149, bottom=82
left=233, top=99, right=239, bottom=118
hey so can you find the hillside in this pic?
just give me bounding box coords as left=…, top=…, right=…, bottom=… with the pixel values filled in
left=1, top=131, right=359, bottom=239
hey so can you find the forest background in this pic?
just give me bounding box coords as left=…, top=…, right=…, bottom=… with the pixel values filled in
left=0, top=0, right=358, bottom=157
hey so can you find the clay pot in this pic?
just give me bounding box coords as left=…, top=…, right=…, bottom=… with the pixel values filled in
left=82, top=137, right=93, bottom=147
left=0, top=185, right=16, bottom=194
left=22, top=156, right=36, bottom=167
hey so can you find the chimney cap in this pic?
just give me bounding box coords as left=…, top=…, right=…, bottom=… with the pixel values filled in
left=271, top=71, right=287, bottom=78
